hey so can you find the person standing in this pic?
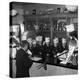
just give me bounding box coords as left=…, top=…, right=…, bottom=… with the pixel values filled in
left=16, top=41, right=33, bottom=78
left=10, top=25, right=20, bottom=78
left=60, top=19, right=78, bottom=64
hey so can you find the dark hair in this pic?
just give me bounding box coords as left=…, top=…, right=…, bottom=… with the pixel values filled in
left=21, top=40, right=29, bottom=48
left=69, top=31, right=78, bottom=39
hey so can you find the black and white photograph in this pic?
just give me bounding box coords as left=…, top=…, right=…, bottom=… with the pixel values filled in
left=9, top=1, right=78, bottom=78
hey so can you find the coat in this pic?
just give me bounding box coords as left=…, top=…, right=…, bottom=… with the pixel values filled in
left=16, top=49, right=33, bottom=78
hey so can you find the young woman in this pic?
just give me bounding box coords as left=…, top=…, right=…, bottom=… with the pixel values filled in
left=51, top=37, right=60, bottom=55
left=60, top=20, right=78, bottom=64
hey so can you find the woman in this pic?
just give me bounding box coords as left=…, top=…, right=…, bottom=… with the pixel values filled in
left=51, top=37, right=60, bottom=55
left=16, top=40, right=33, bottom=78
left=60, top=21, right=78, bottom=64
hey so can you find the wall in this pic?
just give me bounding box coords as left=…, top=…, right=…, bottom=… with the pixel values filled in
left=11, top=3, right=24, bottom=25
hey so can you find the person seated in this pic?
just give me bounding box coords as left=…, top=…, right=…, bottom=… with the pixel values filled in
left=16, top=40, right=33, bottom=78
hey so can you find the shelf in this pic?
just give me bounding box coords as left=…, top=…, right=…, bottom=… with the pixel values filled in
left=24, top=13, right=77, bottom=18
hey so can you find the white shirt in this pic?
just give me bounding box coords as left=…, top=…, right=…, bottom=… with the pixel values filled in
left=11, top=36, right=20, bottom=58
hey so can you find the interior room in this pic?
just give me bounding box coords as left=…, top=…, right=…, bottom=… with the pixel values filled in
left=9, top=2, right=78, bottom=78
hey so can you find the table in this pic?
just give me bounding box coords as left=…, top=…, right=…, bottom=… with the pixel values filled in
left=30, top=62, right=78, bottom=77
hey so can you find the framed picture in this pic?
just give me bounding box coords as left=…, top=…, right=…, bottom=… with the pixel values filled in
left=9, top=1, right=78, bottom=78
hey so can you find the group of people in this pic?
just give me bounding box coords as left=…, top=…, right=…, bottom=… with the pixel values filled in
left=10, top=22, right=78, bottom=78
left=26, top=37, right=68, bottom=63
left=10, top=34, right=77, bottom=78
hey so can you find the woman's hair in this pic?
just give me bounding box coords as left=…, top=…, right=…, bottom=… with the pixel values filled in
left=21, top=40, right=29, bottom=48
left=69, top=31, right=78, bottom=39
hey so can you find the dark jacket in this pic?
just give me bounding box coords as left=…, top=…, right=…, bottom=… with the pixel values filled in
left=59, top=43, right=68, bottom=53
left=37, top=44, right=43, bottom=57
left=16, top=49, right=33, bottom=78
left=42, top=44, right=52, bottom=62
left=51, top=44, right=60, bottom=55
left=31, top=45, right=38, bottom=56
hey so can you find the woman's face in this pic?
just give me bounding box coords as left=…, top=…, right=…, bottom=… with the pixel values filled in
left=53, top=38, right=59, bottom=44
left=45, top=38, right=50, bottom=45
left=27, top=38, right=32, bottom=45
left=32, top=40, right=36, bottom=46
